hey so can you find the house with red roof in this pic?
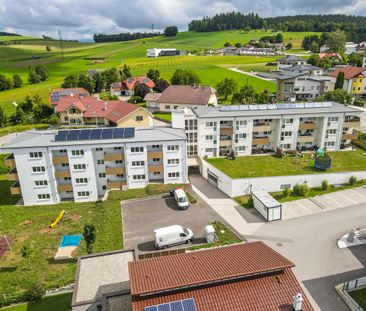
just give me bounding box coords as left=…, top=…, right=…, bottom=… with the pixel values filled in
left=49, top=88, right=90, bottom=104
left=329, top=66, right=366, bottom=96
left=110, top=76, right=155, bottom=96
left=54, top=96, right=154, bottom=127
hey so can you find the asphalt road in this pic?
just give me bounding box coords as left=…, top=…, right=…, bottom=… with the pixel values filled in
left=249, top=202, right=366, bottom=311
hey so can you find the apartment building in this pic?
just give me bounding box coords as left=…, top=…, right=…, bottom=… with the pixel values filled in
left=172, top=102, right=361, bottom=159
left=1, top=127, right=188, bottom=206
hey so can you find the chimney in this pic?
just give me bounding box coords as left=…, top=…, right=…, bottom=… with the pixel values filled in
left=293, top=293, right=303, bottom=311
left=104, top=102, right=108, bottom=111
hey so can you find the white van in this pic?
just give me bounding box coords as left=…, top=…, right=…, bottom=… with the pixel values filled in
left=154, top=225, right=194, bottom=249
left=170, top=188, right=190, bottom=210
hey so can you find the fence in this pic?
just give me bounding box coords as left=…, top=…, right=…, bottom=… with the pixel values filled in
left=335, top=276, right=366, bottom=311
left=138, top=248, right=186, bottom=260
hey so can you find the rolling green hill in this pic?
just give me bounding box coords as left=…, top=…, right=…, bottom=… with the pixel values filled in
left=0, top=30, right=317, bottom=115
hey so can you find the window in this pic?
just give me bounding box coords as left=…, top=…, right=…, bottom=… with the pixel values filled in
left=29, top=152, right=43, bottom=159
left=115, top=160, right=123, bottom=164
left=205, top=135, right=214, bottom=141
left=205, top=148, right=214, bottom=153
left=236, top=120, right=247, bottom=127
left=73, top=164, right=86, bottom=170
left=37, top=194, right=50, bottom=200
left=235, top=146, right=246, bottom=152
left=326, top=129, right=337, bottom=135
left=283, top=83, right=293, bottom=93
left=281, top=131, right=292, bottom=137
left=174, top=106, right=179, bottom=110
left=61, top=163, right=69, bottom=167
left=59, top=149, right=67, bottom=153
left=152, top=158, right=160, bottom=162
left=75, top=178, right=88, bottom=184
left=99, top=172, right=106, bottom=178
left=32, top=166, right=45, bottom=173
left=96, top=148, right=103, bottom=151
left=235, top=133, right=246, bottom=140
left=71, top=150, right=84, bottom=156
left=153, top=171, right=161, bottom=175
left=324, top=141, right=335, bottom=147
left=136, top=116, right=143, bottom=121
left=64, top=177, right=71, bottom=181
left=131, top=147, right=144, bottom=153
left=132, top=174, right=145, bottom=180
left=187, top=132, right=197, bottom=143
left=97, top=159, right=104, bottom=165
left=34, top=180, right=48, bottom=187
left=280, top=143, right=291, bottom=149
left=114, top=147, right=122, bottom=150
left=283, top=118, right=293, bottom=124
left=117, top=174, right=124, bottom=178
left=168, top=159, right=179, bottom=165
left=165, top=105, right=170, bottom=109
left=77, top=191, right=90, bottom=198
left=187, top=145, right=197, bottom=156
left=328, top=117, right=339, bottom=122
left=102, top=185, right=107, bottom=190
left=206, top=121, right=217, bottom=128
left=167, top=145, right=179, bottom=151
left=168, top=172, right=180, bottom=178
left=132, top=161, right=145, bottom=167
left=185, top=119, right=197, bottom=130
left=151, top=145, right=161, bottom=150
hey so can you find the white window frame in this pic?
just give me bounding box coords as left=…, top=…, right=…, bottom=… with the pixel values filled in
left=131, top=161, right=145, bottom=167
left=37, top=193, right=50, bottom=201
left=75, top=177, right=88, bottom=184
left=131, top=147, right=144, bottom=153
left=34, top=180, right=48, bottom=187
left=167, top=145, right=179, bottom=151
left=73, top=164, right=87, bottom=171
left=32, top=166, right=46, bottom=174
left=77, top=191, right=90, bottom=198
left=29, top=151, right=43, bottom=159
left=71, top=150, right=84, bottom=157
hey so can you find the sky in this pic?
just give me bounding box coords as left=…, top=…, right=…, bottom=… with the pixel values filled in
left=1, top=0, right=366, bottom=39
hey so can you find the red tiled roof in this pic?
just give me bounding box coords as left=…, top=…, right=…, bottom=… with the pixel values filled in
left=49, top=88, right=90, bottom=104
left=319, top=53, right=341, bottom=59
left=158, top=85, right=215, bottom=105
left=132, top=269, right=313, bottom=311
left=55, top=97, right=140, bottom=123
left=128, top=242, right=294, bottom=296
left=123, top=76, right=155, bottom=90
left=329, top=66, right=366, bottom=80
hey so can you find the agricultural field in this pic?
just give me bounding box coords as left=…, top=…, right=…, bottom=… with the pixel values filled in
left=0, top=30, right=317, bottom=115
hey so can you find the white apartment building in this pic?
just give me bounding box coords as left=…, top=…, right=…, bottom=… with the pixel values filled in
left=172, top=102, right=361, bottom=160
left=1, top=127, right=188, bottom=206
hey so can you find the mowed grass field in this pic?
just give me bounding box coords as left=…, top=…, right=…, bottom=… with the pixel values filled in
left=0, top=30, right=317, bottom=115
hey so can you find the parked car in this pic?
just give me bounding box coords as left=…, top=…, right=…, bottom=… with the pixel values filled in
left=154, top=225, right=194, bottom=249
left=170, top=188, right=190, bottom=210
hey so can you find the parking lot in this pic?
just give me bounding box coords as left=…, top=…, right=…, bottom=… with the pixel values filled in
left=122, top=188, right=222, bottom=252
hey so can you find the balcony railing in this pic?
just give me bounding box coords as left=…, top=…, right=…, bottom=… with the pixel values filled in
left=253, top=124, right=272, bottom=132
left=4, top=154, right=15, bottom=167
left=7, top=167, right=18, bottom=181
left=147, top=151, right=163, bottom=159
left=299, top=122, right=316, bottom=131
left=55, top=170, right=71, bottom=179
left=57, top=183, right=73, bottom=192
left=343, top=121, right=361, bottom=129
left=107, top=181, right=126, bottom=190
left=252, top=137, right=270, bottom=145
left=105, top=167, right=125, bottom=175
left=104, top=153, right=124, bottom=161
left=148, top=165, right=164, bottom=173
left=10, top=181, right=21, bottom=195
left=52, top=156, right=69, bottom=165
left=219, top=140, right=232, bottom=147
left=342, top=133, right=358, bottom=141
left=297, top=135, right=315, bottom=143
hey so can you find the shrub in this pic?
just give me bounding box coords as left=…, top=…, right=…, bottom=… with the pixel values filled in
left=321, top=180, right=329, bottom=190
left=83, top=224, right=96, bottom=254
left=283, top=187, right=291, bottom=197
left=247, top=196, right=254, bottom=208
left=24, top=282, right=44, bottom=301
left=349, top=176, right=357, bottom=185
left=293, top=183, right=309, bottom=196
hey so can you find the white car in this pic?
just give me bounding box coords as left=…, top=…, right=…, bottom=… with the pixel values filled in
left=170, top=188, right=190, bottom=210
left=154, top=225, right=194, bottom=249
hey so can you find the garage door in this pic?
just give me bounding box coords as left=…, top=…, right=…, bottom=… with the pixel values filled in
left=207, top=171, right=218, bottom=187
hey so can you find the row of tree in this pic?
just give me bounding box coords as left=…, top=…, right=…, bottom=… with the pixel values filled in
left=0, top=74, right=22, bottom=91
left=93, top=32, right=161, bottom=42
left=28, top=65, right=49, bottom=84
left=302, top=30, right=347, bottom=53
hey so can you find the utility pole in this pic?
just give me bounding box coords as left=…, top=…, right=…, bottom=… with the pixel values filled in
left=58, top=30, right=64, bottom=60
left=152, top=24, right=154, bottom=34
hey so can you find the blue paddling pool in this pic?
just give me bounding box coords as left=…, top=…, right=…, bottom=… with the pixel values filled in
left=59, top=235, right=82, bottom=248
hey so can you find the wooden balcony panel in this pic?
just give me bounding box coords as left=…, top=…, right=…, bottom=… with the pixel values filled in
left=57, top=184, right=73, bottom=192
left=297, top=135, right=315, bottom=143
left=219, top=140, right=232, bottom=147
left=55, top=170, right=71, bottom=179
left=342, top=133, right=358, bottom=140
left=252, top=137, right=270, bottom=145
left=52, top=156, right=69, bottom=165
left=299, top=122, right=316, bottom=131
left=253, top=125, right=272, bottom=132
left=220, top=127, right=233, bottom=134
left=104, top=153, right=124, bottom=161
left=105, top=167, right=125, bottom=175
left=7, top=170, right=18, bottom=181
left=107, top=181, right=126, bottom=189
left=343, top=121, right=360, bottom=129
left=4, top=154, right=15, bottom=167
left=148, top=165, right=164, bottom=173
left=10, top=181, right=21, bottom=195
left=147, top=151, right=163, bottom=159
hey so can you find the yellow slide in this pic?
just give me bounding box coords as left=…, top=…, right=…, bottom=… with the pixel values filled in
left=50, top=210, right=65, bottom=228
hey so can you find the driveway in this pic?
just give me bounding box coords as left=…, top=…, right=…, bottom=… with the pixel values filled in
left=122, top=187, right=223, bottom=252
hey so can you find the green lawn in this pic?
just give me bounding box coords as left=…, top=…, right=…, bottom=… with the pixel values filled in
left=0, top=293, right=72, bottom=311
left=349, top=288, right=366, bottom=309
left=207, top=149, right=366, bottom=179
left=153, top=112, right=172, bottom=122
left=0, top=124, right=49, bottom=137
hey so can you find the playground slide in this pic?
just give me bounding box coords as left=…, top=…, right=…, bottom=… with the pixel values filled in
left=50, top=210, right=65, bottom=228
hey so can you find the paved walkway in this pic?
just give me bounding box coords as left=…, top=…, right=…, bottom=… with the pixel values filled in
left=227, top=67, right=276, bottom=81
left=189, top=174, right=264, bottom=236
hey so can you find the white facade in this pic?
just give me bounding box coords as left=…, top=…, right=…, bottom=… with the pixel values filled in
left=2, top=128, right=188, bottom=206
left=146, top=48, right=176, bottom=57
left=172, top=103, right=361, bottom=159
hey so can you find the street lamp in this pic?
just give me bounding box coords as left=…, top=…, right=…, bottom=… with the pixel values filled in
left=248, top=171, right=255, bottom=194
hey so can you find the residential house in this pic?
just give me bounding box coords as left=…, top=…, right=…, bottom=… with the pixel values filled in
left=1, top=127, right=188, bottom=205
left=319, top=52, right=342, bottom=62
left=277, top=55, right=307, bottom=70
left=321, top=42, right=358, bottom=55
left=49, top=88, right=90, bottom=105
left=53, top=96, right=154, bottom=127
left=71, top=242, right=314, bottom=311
left=146, top=85, right=218, bottom=112
left=329, top=66, right=366, bottom=96
left=110, top=77, right=155, bottom=96
left=142, top=92, right=161, bottom=109
left=282, top=64, right=323, bottom=75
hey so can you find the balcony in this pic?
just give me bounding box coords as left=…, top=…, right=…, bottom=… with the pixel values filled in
left=105, top=167, right=125, bottom=175
left=299, top=122, right=316, bottom=131
left=7, top=167, right=18, bottom=181
left=10, top=181, right=21, bottom=195
left=343, top=121, right=361, bottom=129
left=297, top=135, right=315, bottom=143
left=55, top=170, right=71, bottom=179
left=147, top=151, right=163, bottom=159
left=253, top=124, right=272, bottom=132
left=4, top=154, right=15, bottom=167
left=148, top=165, right=164, bottom=173
left=107, top=181, right=126, bottom=189
left=252, top=137, right=270, bottom=145
left=104, top=153, right=124, bottom=161
left=220, top=126, right=233, bottom=134
left=342, top=133, right=358, bottom=141
left=52, top=156, right=69, bottom=165
left=219, top=140, right=232, bottom=147
left=57, top=183, right=73, bottom=192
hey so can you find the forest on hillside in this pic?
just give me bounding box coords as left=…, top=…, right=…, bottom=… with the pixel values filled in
left=188, top=13, right=366, bottom=42
left=93, top=32, right=161, bottom=42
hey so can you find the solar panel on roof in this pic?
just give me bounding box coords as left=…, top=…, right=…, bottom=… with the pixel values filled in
left=267, top=104, right=277, bottom=110
left=113, top=128, right=124, bottom=138
left=239, top=105, right=249, bottom=110
left=249, top=105, right=258, bottom=110
left=68, top=131, right=79, bottom=140
left=144, top=307, right=157, bottom=311
left=170, top=302, right=184, bottom=311
left=182, top=299, right=196, bottom=311
left=158, top=304, right=170, bottom=311
left=322, top=102, right=333, bottom=107
left=124, top=127, right=135, bottom=138
left=304, top=103, right=314, bottom=108
left=102, top=128, right=113, bottom=139
left=295, top=103, right=305, bottom=108
left=258, top=105, right=267, bottom=110
left=143, top=299, right=196, bottom=311
left=220, top=106, right=231, bottom=111
left=230, top=105, right=239, bottom=111
left=55, top=134, right=67, bottom=141
left=79, top=130, right=91, bottom=140
left=90, top=129, right=102, bottom=139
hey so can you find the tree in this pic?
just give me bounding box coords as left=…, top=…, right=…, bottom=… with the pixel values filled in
left=83, top=224, right=96, bottom=254
left=307, top=54, right=321, bottom=67
left=154, top=79, right=170, bottom=92
left=335, top=72, right=345, bottom=90
left=324, top=89, right=352, bottom=104
left=243, top=26, right=251, bottom=32
left=348, top=52, right=362, bottom=67
left=224, top=42, right=232, bottom=47
left=134, top=83, right=151, bottom=99
left=275, top=33, right=283, bottom=43
left=35, top=65, right=49, bottom=81
left=286, top=43, right=293, bottom=50
left=62, top=74, right=79, bottom=88
left=48, top=114, right=60, bottom=127
left=32, top=96, right=53, bottom=122
left=78, top=74, right=95, bottom=94
left=0, top=74, right=12, bottom=91
left=234, top=42, right=242, bottom=48
left=255, top=90, right=270, bottom=104
left=28, top=71, right=40, bottom=84
left=326, top=30, right=346, bottom=54
left=170, top=69, right=200, bottom=85
left=46, top=45, right=51, bottom=52
left=146, top=69, right=160, bottom=82
left=310, top=41, right=320, bottom=53
left=164, top=26, right=178, bottom=37
left=92, top=71, right=106, bottom=93
left=122, top=64, right=132, bottom=78
left=103, top=68, right=119, bottom=85
left=9, top=106, right=26, bottom=124
left=216, top=78, right=237, bottom=100
left=231, top=85, right=257, bottom=104
left=0, top=106, right=7, bottom=127
left=13, top=74, right=22, bottom=88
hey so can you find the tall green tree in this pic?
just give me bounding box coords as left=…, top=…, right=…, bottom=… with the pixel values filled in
left=13, top=74, right=23, bottom=88
left=324, top=89, right=352, bottom=104
left=35, top=65, right=49, bottom=81
left=78, top=74, right=95, bottom=94
left=0, top=106, right=7, bottom=127
left=347, top=53, right=362, bottom=67
left=0, top=74, right=12, bottom=91
left=310, top=41, right=320, bottom=53
left=83, top=224, right=96, bottom=254
left=103, top=68, right=119, bottom=85
left=122, top=64, right=132, bottom=78
left=231, top=85, right=257, bottom=104
left=326, top=30, right=346, bottom=54
left=146, top=69, right=160, bottom=82
left=164, top=26, right=178, bottom=37
left=61, top=74, right=79, bottom=88
left=92, top=71, right=106, bottom=93
left=170, top=69, right=200, bottom=85
left=335, top=72, right=345, bottom=90
left=28, top=71, right=40, bottom=84
left=216, top=78, right=237, bottom=100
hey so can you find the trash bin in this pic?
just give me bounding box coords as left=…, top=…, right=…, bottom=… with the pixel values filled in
left=205, top=225, right=215, bottom=243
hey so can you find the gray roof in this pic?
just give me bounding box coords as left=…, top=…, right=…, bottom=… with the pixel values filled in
left=277, top=55, right=306, bottom=62
left=1, top=127, right=186, bottom=150
left=192, top=102, right=362, bottom=119
left=276, top=71, right=308, bottom=80
left=283, top=64, right=322, bottom=72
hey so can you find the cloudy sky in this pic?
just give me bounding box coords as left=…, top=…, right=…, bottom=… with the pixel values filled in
left=1, top=0, right=366, bottom=39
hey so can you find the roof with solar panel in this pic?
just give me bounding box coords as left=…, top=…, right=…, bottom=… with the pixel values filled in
left=0, top=127, right=186, bottom=149
left=191, top=101, right=361, bottom=118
